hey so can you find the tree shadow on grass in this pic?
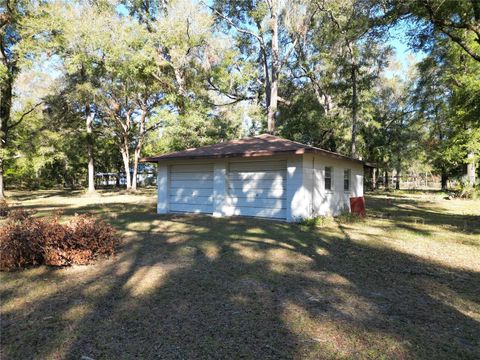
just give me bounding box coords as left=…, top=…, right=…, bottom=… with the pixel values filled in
left=8, top=190, right=85, bottom=202
left=366, top=194, right=480, bottom=235
left=1, top=214, right=479, bottom=359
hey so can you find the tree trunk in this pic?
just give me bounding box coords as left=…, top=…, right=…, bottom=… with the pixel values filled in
left=441, top=170, right=448, bottom=190
left=0, top=76, right=13, bottom=199
left=121, top=150, right=131, bottom=190
left=262, top=49, right=271, bottom=112
left=267, top=0, right=278, bottom=134
left=0, top=159, right=5, bottom=199
left=467, top=151, right=476, bottom=185
left=132, top=149, right=140, bottom=191
left=372, top=167, right=377, bottom=190
left=385, top=170, right=389, bottom=190
left=85, top=105, right=96, bottom=193
left=350, top=61, right=358, bottom=158
left=395, top=157, right=401, bottom=190
left=120, top=133, right=131, bottom=190
left=131, top=108, right=148, bottom=191
left=173, top=67, right=187, bottom=114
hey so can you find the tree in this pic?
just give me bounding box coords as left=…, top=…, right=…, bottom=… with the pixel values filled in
left=124, top=0, right=247, bottom=156
left=24, top=1, right=123, bottom=193
left=282, top=0, right=390, bottom=158
left=378, top=0, right=480, bottom=63
left=365, top=63, right=418, bottom=190
left=7, top=74, right=88, bottom=190
left=124, top=0, right=223, bottom=114
left=277, top=86, right=347, bottom=152
left=81, top=9, right=162, bottom=191
left=322, top=1, right=391, bottom=158
left=367, top=0, right=480, bottom=187
left=0, top=0, right=45, bottom=198
left=207, top=0, right=316, bottom=133
left=99, top=79, right=162, bottom=191
left=413, top=26, right=480, bottom=188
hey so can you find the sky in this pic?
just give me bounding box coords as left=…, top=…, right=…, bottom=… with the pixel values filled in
left=116, top=1, right=422, bottom=77
left=22, top=3, right=424, bottom=107
left=385, top=19, right=427, bottom=78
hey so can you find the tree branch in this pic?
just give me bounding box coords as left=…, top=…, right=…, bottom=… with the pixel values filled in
left=424, top=1, right=480, bottom=62
left=145, top=121, right=162, bottom=133
left=280, top=5, right=319, bottom=71
left=206, top=78, right=253, bottom=101
left=206, top=96, right=255, bottom=107
left=277, top=96, right=291, bottom=106
left=438, top=27, right=480, bottom=62
left=200, top=0, right=266, bottom=49
left=7, top=102, right=43, bottom=130
left=472, top=0, right=480, bottom=22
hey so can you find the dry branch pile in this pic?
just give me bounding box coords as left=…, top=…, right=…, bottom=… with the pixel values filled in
left=0, top=210, right=119, bottom=270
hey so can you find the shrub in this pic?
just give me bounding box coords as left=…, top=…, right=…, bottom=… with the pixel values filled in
left=336, top=211, right=364, bottom=224
left=0, top=210, right=46, bottom=270
left=0, top=211, right=119, bottom=271
left=0, top=199, right=9, bottom=217
left=452, top=177, right=479, bottom=199
left=298, top=216, right=336, bottom=232
left=299, top=216, right=332, bottom=228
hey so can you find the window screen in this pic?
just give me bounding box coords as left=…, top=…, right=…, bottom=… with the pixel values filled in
left=344, top=169, right=351, bottom=191
left=325, top=167, right=332, bottom=190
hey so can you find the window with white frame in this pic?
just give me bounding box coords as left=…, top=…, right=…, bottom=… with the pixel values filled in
left=325, top=166, right=332, bottom=190
left=344, top=169, right=351, bottom=191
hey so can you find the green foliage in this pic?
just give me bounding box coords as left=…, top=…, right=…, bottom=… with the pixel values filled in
left=453, top=177, right=480, bottom=200
left=414, top=32, right=480, bottom=185
left=277, top=87, right=348, bottom=152
left=335, top=211, right=364, bottom=224
left=144, top=105, right=244, bottom=155
left=5, top=104, right=87, bottom=190
left=298, top=216, right=333, bottom=230
left=2, top=0, right=479, bottom=193
left=398, top=0, right=480, bottom=63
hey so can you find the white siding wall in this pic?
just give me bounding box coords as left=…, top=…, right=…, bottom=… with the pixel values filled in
left=213, top=162, right=227, bottom=217
left=286, top=155, right=313, bottom=221
left=312, top=155, right=364, bottom=216
left=168, top=163, right=214, bottom=214
left=156, top=154, right=364, bottom=221
left=223, top=159, right=287, bottom=219
left=157, top=164, right=169, bottom=214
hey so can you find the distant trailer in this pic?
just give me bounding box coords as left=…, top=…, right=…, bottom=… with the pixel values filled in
left=95, top=169, right=156, bottom=187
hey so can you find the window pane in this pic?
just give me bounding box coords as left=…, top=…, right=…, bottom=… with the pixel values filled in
left=325, top=178, right=331, bottom=190
left=344, top=169, right=350, bottom=191
left=325, top=167, right=332, bottom=190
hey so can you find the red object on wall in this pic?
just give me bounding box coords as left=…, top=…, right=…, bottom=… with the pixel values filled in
left=350, top=196, right=366, bottom=218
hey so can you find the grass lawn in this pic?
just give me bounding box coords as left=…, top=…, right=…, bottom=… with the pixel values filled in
left=1, top=189, right=479, bottom=359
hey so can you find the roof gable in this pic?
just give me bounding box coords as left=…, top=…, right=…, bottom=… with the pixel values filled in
left=142, top=134, right=363, bottom=164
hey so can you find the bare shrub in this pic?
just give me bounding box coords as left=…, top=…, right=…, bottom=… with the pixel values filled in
left=0, top=211, right=119, bottom=271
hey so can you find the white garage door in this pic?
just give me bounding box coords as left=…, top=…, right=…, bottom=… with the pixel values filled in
left=225, top=160, right=287, bottom=219
left=169, top=164, right=214, bottom=213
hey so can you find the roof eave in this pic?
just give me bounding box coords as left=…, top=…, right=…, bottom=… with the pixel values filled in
left=141, top=147, right=364, bottom=164
left=304, top=148, right=364, bottom=164
left=140, top=149, right=306, bottom=163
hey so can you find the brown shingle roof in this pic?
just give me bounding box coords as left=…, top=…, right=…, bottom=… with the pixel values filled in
left=141, top=134, right=363, bottom=164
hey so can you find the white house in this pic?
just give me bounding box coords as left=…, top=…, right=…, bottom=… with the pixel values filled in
left=143, top=134, right=364, bottom=222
